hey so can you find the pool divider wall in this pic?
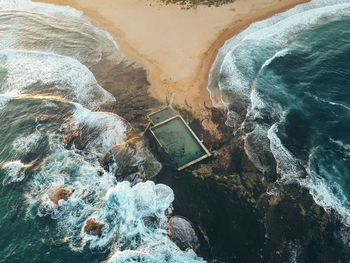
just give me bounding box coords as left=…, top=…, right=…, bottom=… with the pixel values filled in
left=148, top=106, right=177, bottom=125
left=148, top=109, right=211, bottom=171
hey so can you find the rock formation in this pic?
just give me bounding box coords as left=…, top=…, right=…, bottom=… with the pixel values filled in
left=48, top=187, right=74, bottom=205
left=168, top=216, right=199, bottom=251
left=84, top=218, right=105, bottom=237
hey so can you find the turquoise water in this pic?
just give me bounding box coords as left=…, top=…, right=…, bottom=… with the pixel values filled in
left=209, top=0, right=350, bottom=223
left=151, top=117, right=207, bottom=169
left=149, top=107, right=176, bottom=124
left=2, top=0, right=350, bottom=262
left=0, top=99, right=99, bottom=262
left=0, top=1, right=203, bottom=262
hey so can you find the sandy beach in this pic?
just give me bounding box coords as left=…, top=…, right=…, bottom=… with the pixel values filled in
left=34, top=0, right=309, bottom=112
left=3, top=2, right=350, bottom=262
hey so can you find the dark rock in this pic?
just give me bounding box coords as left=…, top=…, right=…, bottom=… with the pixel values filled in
left=168, top=216, right=199, bottom=251
left=84, top=218, right=105, bottom=237
left=48, top=187, right=74, bottom=205
left=61, top=123, right=110, bottom=157
left=258, top=183, right=350, bottom=262
left=101, top=145, right=139, bottom=180
left=90, top=54, right=161, bottom=129
left=154, top=128, right=350, bottom=262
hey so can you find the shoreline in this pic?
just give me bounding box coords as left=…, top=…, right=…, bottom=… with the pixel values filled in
left=34, top=0, right=309, bottom=114
left=3, top=2, right=350, bottom=262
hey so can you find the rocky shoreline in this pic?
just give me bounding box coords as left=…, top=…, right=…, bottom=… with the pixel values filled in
left=152, top=112, right=350, bottom=262
left=72, top=43, right=350, bottom=262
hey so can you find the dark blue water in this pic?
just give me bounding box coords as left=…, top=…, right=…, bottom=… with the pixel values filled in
left=209, top=0, right=350, bottom=222
left=2, top=0, right=350, bottom=262
left=258, top=18, right=350, bottom=211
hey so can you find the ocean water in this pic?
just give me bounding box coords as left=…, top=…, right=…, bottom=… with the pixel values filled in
left=0, top=1, right=203, bottom=262
left=209, top=0, right=350, bottom=224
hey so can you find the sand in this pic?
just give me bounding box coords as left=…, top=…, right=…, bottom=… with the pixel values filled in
left=34, top=0, right=309, bottom=112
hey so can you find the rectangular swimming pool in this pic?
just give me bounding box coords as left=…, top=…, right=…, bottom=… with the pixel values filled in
left=148, top=106, right=176, bottom=125
left=150, top=115, right=210, bottom=170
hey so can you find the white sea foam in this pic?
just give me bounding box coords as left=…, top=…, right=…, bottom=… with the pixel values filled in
left=1, top=160, right=26, bottom=185
left=0, top=92, right=14, bottom=109
left=0, top=0, right=84, bottom=20
left=267, top=122, right=305, bottom=180
left=109, top=248, right=203, bottom=263
left=14, top=97, right=174, bottom=259
left=0, top=1, right=194, bottom=260
left=27, top=139, right=198, bottom=259
left=300, top=145, right=350, bottom=225
left=208, top=0, right=350, bottom=226
left=66, top=103, right=162, bottom=177
left=84, top=181, right=174, bottom=249
left=12, top=132, right=42, bottom=154
left=259, top=49, right=291, bottom=73
left=0, top=50, right=115, bottom=110
left=25, top=127, right=119, bottom=245
left=330, top=138, right=350, bottom=156
left=288, top=243, right=302, bottom=263
left=208, top=0, right=350, bottom=112
left=0, top=0, right=127, bottom=68
left=306, top=91, right=350, bottom=111
left=299, top=175, right=350, bottom=226
left=69, top=103, right=127, bottom=154
left=328, top=101, right=350, bottom=111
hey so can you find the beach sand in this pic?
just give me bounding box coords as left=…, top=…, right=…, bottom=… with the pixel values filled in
left=35, top=0, right=309, bottom=112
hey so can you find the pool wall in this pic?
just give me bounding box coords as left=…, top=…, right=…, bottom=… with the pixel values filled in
left=149, top=113, right=211, bottom=171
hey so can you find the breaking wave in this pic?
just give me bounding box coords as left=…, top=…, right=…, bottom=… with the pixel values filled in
left=0, top=0, right=203, bottom=262
left=209, top=0, right=350, bottom=225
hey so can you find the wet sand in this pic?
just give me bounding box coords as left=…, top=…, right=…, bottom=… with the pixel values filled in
left=35, top=0, right=309, bottom=113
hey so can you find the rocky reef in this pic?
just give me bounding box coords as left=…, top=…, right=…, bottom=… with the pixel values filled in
left=84, top=218, right=105, bottom=237
left=168, top=216, right=200, bottom=251
left=73, top=25, right=350, bottom=262
left=149, top=106, right=350, bottom=262
left=48, top=187, right=74, bottom=205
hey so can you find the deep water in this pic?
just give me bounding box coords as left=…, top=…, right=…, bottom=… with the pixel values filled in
left=265, top=18, right=350, bottom=212
left=2, top=0, right=350, bottom=262
left=209, top=0, right=350, bottom=224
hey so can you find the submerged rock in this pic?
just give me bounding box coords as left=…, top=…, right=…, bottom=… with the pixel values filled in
left=168, top=216, right=199, bottom=251
left=2, top=161, right=26, bottom=185
left=48, top=187, right=74, bottom=205
left=101, top=145, right=139, bottom=178
left=61, top=125, right=91, bottom=151
left=142, top=214, right=161, bottom=229
left=100, top=140, right=161, bottom=183
left=84, top=218, right=105, bottom=237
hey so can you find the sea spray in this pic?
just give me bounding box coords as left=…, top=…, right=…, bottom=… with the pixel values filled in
left=1, top=160, right=26, bottom=185
left=0, top=51, right=201, bottom=261
left=0, top=50, right=115, bottom=110
left=0, top=0, right=202, bottom=261
left=208, top=0, right=350, bottom=225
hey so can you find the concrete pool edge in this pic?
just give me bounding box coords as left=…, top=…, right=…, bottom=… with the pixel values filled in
left=149, top=114, right=211, bottom=171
